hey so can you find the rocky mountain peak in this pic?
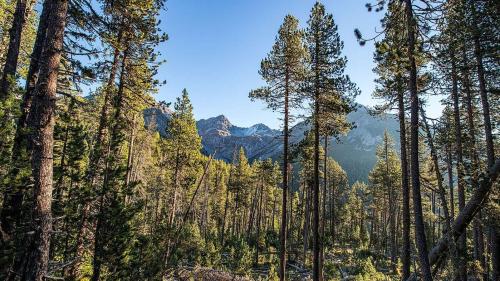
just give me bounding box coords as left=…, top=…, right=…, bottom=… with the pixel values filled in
left=143, top=103, right=399, bottom=183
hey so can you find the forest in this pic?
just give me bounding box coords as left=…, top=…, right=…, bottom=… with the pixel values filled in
left=0, top=0, right=498, bottom=280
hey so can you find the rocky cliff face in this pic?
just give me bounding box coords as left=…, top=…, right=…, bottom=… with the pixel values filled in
left=144, top=104, right=399, bottom=183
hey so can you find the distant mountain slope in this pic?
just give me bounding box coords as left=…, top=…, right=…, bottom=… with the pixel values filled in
left=144, top=104, right=399, bottom=183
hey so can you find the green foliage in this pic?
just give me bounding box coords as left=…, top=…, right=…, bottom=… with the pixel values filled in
left=305, top=2, right=358, bottom=138
left=353, top=257, right=386, bottom=281
left=223, top=236, right=254, bottom=275
left=249, top=14, right=308, bottom=114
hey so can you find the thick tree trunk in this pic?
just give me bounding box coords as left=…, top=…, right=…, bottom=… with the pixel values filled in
left=403, top=1, right=432, bottom=280
left=22, top=0, right=68, bottom=280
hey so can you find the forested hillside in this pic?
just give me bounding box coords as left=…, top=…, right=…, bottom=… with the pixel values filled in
left=145, top=103, right=399, bottom=184
left=0, top=0, right=498, bottom=281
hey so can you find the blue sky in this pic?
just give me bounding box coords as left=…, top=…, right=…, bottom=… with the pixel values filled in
left=155, top=0, right=441, bottom=129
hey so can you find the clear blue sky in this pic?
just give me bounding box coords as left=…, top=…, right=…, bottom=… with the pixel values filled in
left=155, top=0, right=441, bottom=129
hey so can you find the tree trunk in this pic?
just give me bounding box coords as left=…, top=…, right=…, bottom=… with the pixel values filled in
left=446, top=144, right=454, bottom=219
left=279, top=68, right=289, bottom=281
left=312, top=35, right=321, bottom=280
left=67, top=42, right=121, bottom=281
left=397, top=88, right=411, bottom=280
left=461, top=51, right=486, bottom=279
left=22, top=0, right=68, bottom=280
left=92, top=47, right=129, bottom=281
left=407, top=160, right=500, bottom=281
left=255, top=177, right=264, bottom=264
left=0, top=0, right=34, bottom=99
left=303, top=182, right=310, bottom=265
left=451, top=49, right=467, bottom=281
left=471, top=3, right=498, bottom=279
left=403, top=1, right=432, bottom=280
left=0, top=0, right=51, bottom=243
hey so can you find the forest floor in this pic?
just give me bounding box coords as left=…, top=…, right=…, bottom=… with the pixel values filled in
left=166, top=246, right=397, bottom=280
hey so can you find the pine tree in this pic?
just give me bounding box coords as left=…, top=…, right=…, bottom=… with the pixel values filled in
left=23, top=0, right=68, bottom=279
left=371, top=1, right=412, bottom=277
left=368, top=131, right=401, bottom=272
left=402, top=1, right=432, bottom=279
left=304, top=3, right=357, bottom=279
left=249, top=14, right=308, bottom=280
left=162, top=89, right=202, bottom=266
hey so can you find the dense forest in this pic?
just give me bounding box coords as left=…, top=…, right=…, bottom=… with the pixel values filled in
left=0, top=0, right=498, bottom=280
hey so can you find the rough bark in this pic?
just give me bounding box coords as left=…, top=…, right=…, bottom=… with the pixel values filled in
left=22, top=0, right=68, bottom=280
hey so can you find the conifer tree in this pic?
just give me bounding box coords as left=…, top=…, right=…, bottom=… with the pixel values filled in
left=402, top=1, right=432, bottom=279
left=23, top=0, right=69, bottom=279
left=249, top=15, right=308, bottom=280
left=368, top=131, right=401, bottom=272
left=371, top=1, right=412, bottom=277
left=0, top=0, right=35, bottom=100
left=304, top=3, right=357, bottom=279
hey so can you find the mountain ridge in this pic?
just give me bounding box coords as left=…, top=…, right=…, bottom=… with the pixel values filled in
left=144, top=104, right=400, bottom=183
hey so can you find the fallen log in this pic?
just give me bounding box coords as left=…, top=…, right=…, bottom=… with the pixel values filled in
left=406, top=159, right=500, bottom=281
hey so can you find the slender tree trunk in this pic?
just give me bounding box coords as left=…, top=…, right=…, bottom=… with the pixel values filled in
left=22, top=0, right=68, bottom=280
left=68, top=41, right=122, bottom=281
left=247, top=180, right=259, bottom=237
left=92, top=48, right=129, bottom=281
left=279, top=69, right=290, bottom=281
left=169, top=148, right=181, bottom=228
left=420, top=107, right=451, bottom=231
left=403, top=1, right=432, bottom=280
left=397, top=88, right=411, bottom=280
left=451, top=49, right=467, bottom=281
left=0, top=0, right=34, bottom=99
left=472, top=4, right=498, bottom=280
left=125, top=114, right=137, bottom=190
left=408, top=160, right=500, bottom=281
left=221, top=181, right=230, bottom=245
left=255, top=177, right=264, bottom=265
left=0, top=0, right=51, bottom=243
left=446, top=144, right=454, bottom=219
left=461, top=52, right=486, bottom=279
left=420, top=106, right=458, bottom=273
left=303, top=182, right=310, bottom=265
left=312, top=38, right=321, bottom=281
